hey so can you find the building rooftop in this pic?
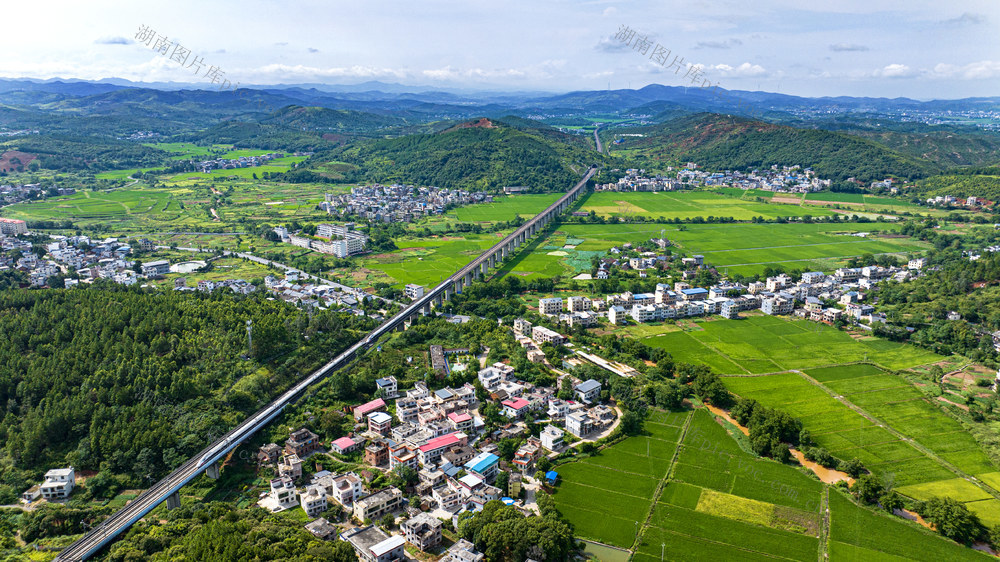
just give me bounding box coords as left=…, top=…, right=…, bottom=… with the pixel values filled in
left=465, top=452, right=499, bottom=474
left=355, top=398, right=386, bottom=415
left=368, top=412, right=392, bottom=424
left=419, top=432, right=460, bottom=452
left=502, top=398, right=530, bottom=410
left=575, top=379, right=601, bottom=393
left=332, top=437, right=356, bottom=449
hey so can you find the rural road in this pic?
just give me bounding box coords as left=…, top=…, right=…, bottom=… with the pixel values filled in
left=593, top=126, right=603, bottom=153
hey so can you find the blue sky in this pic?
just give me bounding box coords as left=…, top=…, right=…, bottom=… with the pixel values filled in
left=3, top=0, right=998, bottom=99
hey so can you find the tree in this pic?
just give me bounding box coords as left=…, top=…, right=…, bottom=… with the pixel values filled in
left=852, top=474, right=885, bottom=505
left=919, top=497, right=985, bottom=545
left=837, top=458, right=866, bottom=478
left=495, top=471, right=510, bottom=495
left=557, top=377, right=573, bottom=400
left=654, top=380, right=688, bottom=410
left=380, top=513, right=396, bottom=530
left=388, top=464, right=418, bottom=489
left=880, top=491, right=904, bottom=513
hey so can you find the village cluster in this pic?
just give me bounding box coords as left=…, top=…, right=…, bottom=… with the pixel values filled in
left=247, top=351, right=616, bottom=561
left=536, top=244, right=931, bottom=330
left=194, top=152, right=286, bottom=173
left=0, top=182, right=74, bottom=204
left=320, top=184, right=493, bottom=223
left=273, top=222, right=370, bottom=258
left=597, top=165, right=833, bottom=193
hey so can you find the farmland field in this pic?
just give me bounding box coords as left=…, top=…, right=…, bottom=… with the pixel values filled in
left=828, top=491, right=988, bottom=560
left=642, top=314, right=941, bottom=374
left=551, top=409, right=691, bottom=548
left=358, top=234, right=506, bottom=287
left=580, top=191, right=837, bottom=220
left=497, top=221, right=927, bottom=278
left=723, top=365, right=999, bottom=504
left=449, top=193, right=560, bottom=222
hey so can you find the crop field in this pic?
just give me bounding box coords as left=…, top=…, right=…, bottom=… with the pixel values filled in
left=579, top=191, right=838, bottom=221
left=551, top=410, right=690, bottom=548
left=495, top=221, right=925, bottom=279
left=642, top=314, right=941, bottom=374
left=828, top=491, right=988, bottom=560
left=560, top=405, right=991, bottom=560
left=358, top=234, right=506, bottom=287
left=724, top=366, right=998, bottom=502
left=802, top=191, right=948, bottom=216
left=804, top=364, right=998, bottom=483
left=449, top=193, right=560, bottom=222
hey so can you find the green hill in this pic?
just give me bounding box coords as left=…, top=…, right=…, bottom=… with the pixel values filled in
left=611, top=113, right=941, bottom=182
left=260, top=105, right=407, bottom=135
left=315, top=117, right=601, bottom=191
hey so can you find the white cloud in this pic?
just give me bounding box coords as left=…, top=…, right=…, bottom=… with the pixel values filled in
left=931, top=60, right=1000, bottom=80
left=705, top=62, right=768, bottom=77
left=874, top=63, right=916, bottom=78
left=250, top=63, right=408, bottom=80
left=421, top=66, right=527, bottom=81
left=602, top=7, right=617, bottom=17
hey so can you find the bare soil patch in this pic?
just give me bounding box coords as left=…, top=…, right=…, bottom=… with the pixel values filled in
left=0, top=150, right=37, bottom=172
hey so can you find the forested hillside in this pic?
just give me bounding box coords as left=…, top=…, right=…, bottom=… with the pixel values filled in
left=182, top=122, right=332, bottom=152
left=260, top=105, right=407, bottom=134
left=316, top=118, right=600, bottom=191
left=0, top=287, right=370, bottom=503
left=2, top=135, right=167, bottom=172
left=911, top=168, right=1000, bottom=200
left=612, top=113, right=941, bottom=182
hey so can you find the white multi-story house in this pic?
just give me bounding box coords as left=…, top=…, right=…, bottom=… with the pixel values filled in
left=531, top=325, right=564, bottom=345
left=538, top=297, right=563, bottom=316
left=567, top=296, right=591, bottom=312
left=404, top=284, right=425, bottom=300
left=37, top=468, right=75, bottom=500
left=540, top=425, right=565, bottom=451
left=300, top=485, right=328, bottom=517
left=608, top=305, right=627, bottom=325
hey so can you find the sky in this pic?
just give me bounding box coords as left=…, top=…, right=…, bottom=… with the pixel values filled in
left=2, top=0, right=998, bottom=99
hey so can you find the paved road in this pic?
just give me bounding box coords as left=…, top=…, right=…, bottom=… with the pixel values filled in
left=594, top=127, right=603, bottom=154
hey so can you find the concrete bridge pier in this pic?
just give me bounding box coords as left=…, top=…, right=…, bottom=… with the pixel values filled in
left=205, top=462, right=220, bottom=480
left=481, top=262, right=488, bottom=276
left=433, top=295, right=443, bottom=308
left=166, top=491, right=181, bottom=510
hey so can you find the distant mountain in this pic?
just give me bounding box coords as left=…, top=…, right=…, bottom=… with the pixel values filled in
left=610, top=113, right=941, bottom=182
left=260, top=105, right=407, bottom=134
left=310, top=117, right=602, bottom=191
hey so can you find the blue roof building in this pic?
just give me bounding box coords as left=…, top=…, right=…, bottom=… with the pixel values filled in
left=465, top=452, right=500, bottom=481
